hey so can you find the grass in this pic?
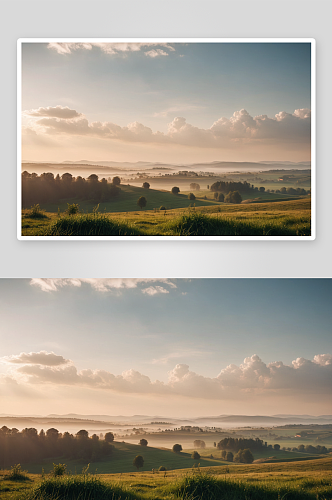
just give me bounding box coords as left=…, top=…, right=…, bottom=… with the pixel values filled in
left=22, top=198, right=311, bottom=237
left=1, top=457, right=331, bottom=500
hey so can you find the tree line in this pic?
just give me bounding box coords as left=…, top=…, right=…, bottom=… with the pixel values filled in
left=217, top=437, right=265, bottom=452
left=0, top=426, right=114, bottom=467
left=22, top=172, right=121, bottom=207
left=210, top=180, right=254, bottom=194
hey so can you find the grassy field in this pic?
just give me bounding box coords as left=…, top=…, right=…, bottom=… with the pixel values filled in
left=0, top=456, right=331, bottom=499
left=22, top=198, right=311, bottom=237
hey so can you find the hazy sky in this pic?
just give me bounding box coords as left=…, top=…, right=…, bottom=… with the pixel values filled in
left=21, top=41, right=312, bottom=163
left=0, top=279, right=330, bottom=417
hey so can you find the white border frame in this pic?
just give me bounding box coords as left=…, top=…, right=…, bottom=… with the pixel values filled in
left=17, top=38, right=316, bottom=241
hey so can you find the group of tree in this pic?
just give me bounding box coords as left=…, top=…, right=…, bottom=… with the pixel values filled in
left=0, top=426, right=114, bottom=467
left=286, top=444, right=331, bottom=454
left=22, top=172, right=121, bottom=207
left=210, top=180, right=254, bottom=194
left=189, top=183, right=200, bottom=191
left=221, top=448, right=254, bottom=463
left=217, top=437, right=265, bottom=453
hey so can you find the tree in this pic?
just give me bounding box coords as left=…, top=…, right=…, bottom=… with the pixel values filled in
left=193, top=440, right=206, bottom=449
left=226, top=451, right=234, bottom=462
left=142, top=182, right=150, bottom=189
left=140, top=439, right=148, bottom=446
left=190, top=182, right=200, bottom=191
left=192, top=451, right=200, bottom=459
left=133, top=455, right=144, bottom=470
left=259, top=186, right=265, bottom=192
left=171, top=186, right=180, bottom=195
left=76, top=430, right=89, bottom=440
left=214, top=192, right=219, bottom=200
left=137, top=196, right=147, bottom=209
left=188, top=193, right=196, bottom=200
left=273, top=444, right=280, bottom=451
left=224, top=191, right=242, bottom=204
left=88, top=174, right=99, bottom=183
left=112, top=176, right=121, bottom=185
left=104, top=432, right=114, bottom=443
left=234, top=449, right=254, bottom=464
left=218, top=193, right=224, bottom=202
left=172, top=444, right=182, bottom=453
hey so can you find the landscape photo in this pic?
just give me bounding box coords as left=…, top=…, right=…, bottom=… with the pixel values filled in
left=19, top=39, right=314, bottom=238
left=0, top=278, right=331, bottom=500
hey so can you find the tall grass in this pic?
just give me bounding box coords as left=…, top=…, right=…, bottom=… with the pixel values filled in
left=43, top=213, right=143, bottom=236
left=164, top=212, right=310, bottom=236
left=171, top=472, right=331, bottom=500
left=22, top=475, right=143, bottom=500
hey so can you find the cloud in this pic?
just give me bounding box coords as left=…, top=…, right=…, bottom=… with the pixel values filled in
left=145, top=49, right=169, bottom=58
left=47, top=42, right=175, bottom=57
left=24, top=107, right=311, bottom=150
left=141, top=286, right=169, bottom=296
left=26, top=106, right=82, bottom=119
left=2, top=351, right=70, bottom=366
left=4, top=353, right=331, bottom=401
left=30, top=278, right=177, bottom=294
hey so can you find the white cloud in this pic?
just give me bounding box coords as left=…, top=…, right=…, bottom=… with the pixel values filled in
left=30, top=278, right=177, bottom=294
left=24, top=107, right=311, bottom=149
left=141, top=286, right=169, bottom=296
left=47, top=42, right=175, bottom=57
left=3, top=353, right=330, bottom=401
left=26, top=106, right=82, bottom=119
left=145, top=49, right=169, bottom=58
left=2, top=351, right=70, bottom=366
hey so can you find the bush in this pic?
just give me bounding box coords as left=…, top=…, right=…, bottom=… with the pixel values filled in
left=66, top=203, right=79, bottom=215
left=6, top=464, right=29, bottom=481
left=27, top=204, right=47, bottom=219
left=171, top=186, right=180, bottom=195
left=160, top=206, right=166, bottom=211
left=192, top=451, right=201, bottom=459
left=158, top=466, right=166, bottom=471
left=172, top=443, right=182, bottom=453
left=53, top=463, right=67, bottom=476
left=188, top=192, right=196, bottom=200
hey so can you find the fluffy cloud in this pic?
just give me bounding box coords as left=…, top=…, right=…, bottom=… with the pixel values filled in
left=47, top=42, right=175, bottom=57
left=2, top=351, right=70, bottom=366
left=26, top=106, right=82, bottom=119
left=4, top=353, right=331, bottom=401
left=24, top=107, right=311, bottom=149
left=30, top=278, right=177, bottom=294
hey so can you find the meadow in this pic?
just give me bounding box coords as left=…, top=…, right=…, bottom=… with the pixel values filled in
left=21, top=197, right=311, bottom=237
left=1, top=456, right=331, bottom=500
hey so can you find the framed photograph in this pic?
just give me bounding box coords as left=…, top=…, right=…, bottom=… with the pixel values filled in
left=18, top=39, right=315, bottom=239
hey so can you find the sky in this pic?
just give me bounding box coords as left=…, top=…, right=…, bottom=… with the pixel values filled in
left=21, top=41, right=312, bottom=163
left=0, top=278, right=330, bottom=417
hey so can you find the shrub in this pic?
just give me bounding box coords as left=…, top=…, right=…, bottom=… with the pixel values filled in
left=160, top=206, right=166, bottom=211
left=53, top=463, right=67, bottom=476
left=66, top=203, right=79, bottom=215
left=158, top=466, right=166, bottom=471
left=6, top=464, right=29, bottom=481
left=27, top=204, right=47, bottom=219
